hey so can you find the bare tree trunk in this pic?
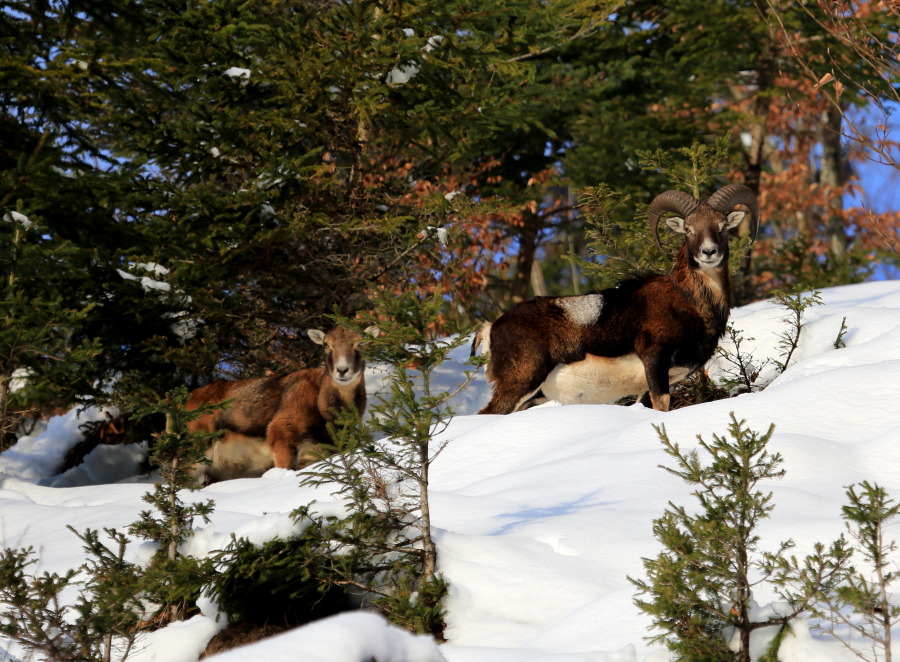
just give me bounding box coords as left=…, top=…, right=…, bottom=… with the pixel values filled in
left=509, top=209, right=543, bottom=304
left=820, top=106, right=848, bottom=259
left=168, top=458, right=179, bottom=560
left=165, top=413, right=179, bottom=563
left=743, top=107, right=768, bottom=200
left=530, top=257, right=547, bottom=297
left=0, top=374, right=10, bottom=438
left=419, top=442, right=436, bottom=579
left=568, top=233, right=581, bottom=295
left=418, top=372, right=437, bottom=581
left=737, top=546, right=752, bottom=662
left=102, top=633, right=113, bottom=662
left=732, top=56, right=775, bottom=304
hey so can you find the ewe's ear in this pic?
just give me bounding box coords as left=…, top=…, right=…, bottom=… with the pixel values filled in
left=665, top=216, right=687, bottom=234
left=723, top=210, right=745, bottom=230
left=307, top=329, right=326, bottom=345
left=364, top=326, right=381, bottom=338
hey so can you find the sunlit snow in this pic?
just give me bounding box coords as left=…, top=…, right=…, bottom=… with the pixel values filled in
left=2, top=211, right=32, bottom=230
left=222, top=67, right=251, bottom=80
left=2, top=281, right=900, bottom=661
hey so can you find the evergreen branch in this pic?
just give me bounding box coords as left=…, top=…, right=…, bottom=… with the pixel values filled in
left=0, top=129, right=51, bottom=209
left=506, top=20, right=605, bottom=63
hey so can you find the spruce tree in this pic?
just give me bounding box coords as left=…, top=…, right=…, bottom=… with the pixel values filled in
left=127, top=388, right=218, bottom=624
left=565, top=0, right=895, bottom=301
left=0, top=529, right=145, bottom=662
left=0, top=390, right=224, bottom=660
left=0, top=153, right=102, bottom=444
left=2, top=0, right=189, bottom=412
left=632, top=414, right=851, bottom=661
left=300, top=289, right=476, bottom=635
left=49, top=0, right=614, bottom=390
left=811, top=482, right=900, bottom=662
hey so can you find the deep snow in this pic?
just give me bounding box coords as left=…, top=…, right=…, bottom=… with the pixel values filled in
left=2, top=280, right=900, bottom=661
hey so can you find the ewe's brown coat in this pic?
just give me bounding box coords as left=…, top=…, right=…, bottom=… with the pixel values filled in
left=186, top=327, right=374, bottom=482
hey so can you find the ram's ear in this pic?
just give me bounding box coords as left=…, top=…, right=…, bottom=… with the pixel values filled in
left=363, top=326, right=381, bottom=338
left=665, top=216, right=687, bottom=234
left=723, top=210, right=745, bottom=230
left=307, top=329, right=326, bottom=345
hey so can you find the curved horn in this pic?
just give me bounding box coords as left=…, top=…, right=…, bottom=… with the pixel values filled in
left=647, top=190, right=701, bottom=252
left=706, top=183, right=760, bottom=242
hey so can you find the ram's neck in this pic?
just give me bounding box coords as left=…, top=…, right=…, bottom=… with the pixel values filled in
left=671, top=246, right=732, bottom=328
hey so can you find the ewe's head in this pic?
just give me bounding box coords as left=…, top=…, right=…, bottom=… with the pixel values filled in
left=307, top=326, right=379, bottom=385
left=648, top=184, right=760, bottom=268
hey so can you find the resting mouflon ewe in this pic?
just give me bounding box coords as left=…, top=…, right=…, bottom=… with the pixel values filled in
left=475, top=184, right=760, bottom=414
left=186, top=326, right=377, bottom=482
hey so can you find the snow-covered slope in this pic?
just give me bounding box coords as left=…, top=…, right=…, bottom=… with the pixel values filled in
left=2, top=281, right=900, bottom=662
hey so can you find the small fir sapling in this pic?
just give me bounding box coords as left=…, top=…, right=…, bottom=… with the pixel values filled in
left=638, top=136, right=735, bottom=202
left=834, top=316, right=849, bottom=349
left=127, top=387, right=220, bottom=623
left=570, top=138, right=742, bottom=292
left=712, top=288, right=832, bottom=397
left=809, top=481, right=900, bottom=662
left=713, top=324, right=771, bottom=395
left=568, top=184, right=661, bottom=290
left=300, top=289, right=476, bottom=636
left=770, top=289, right=823, bottom=373
left=631, top=414, right=851, bottom=662
left=0, top=528, right=145, bottom=662
left=0, top=391, right=227, bottom=661
left=206, top=526, right=352, bottom=631
left=129, top=387, right=217, bottom=560
left=570, top=137, right=736, bottom=289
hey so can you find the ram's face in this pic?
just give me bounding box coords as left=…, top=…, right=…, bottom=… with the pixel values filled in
left=665, top=205, right=745, bottom=268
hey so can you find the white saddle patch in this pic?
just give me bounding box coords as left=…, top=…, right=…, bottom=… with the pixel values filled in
left=555, top=294, right=604, bottom=327
left=540, top=353, right=692, bottom=405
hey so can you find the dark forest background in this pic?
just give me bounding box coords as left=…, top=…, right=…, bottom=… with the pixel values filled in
left=3, top=0, right=899, bottom=436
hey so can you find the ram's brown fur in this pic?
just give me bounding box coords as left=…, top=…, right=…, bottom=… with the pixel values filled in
left=186, top=326, right=374, bottom=482
left=477, top=185, right=759, bottom=414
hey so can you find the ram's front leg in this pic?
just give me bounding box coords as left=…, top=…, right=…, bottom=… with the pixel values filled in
left=641, top=348, right=673, bottom=412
